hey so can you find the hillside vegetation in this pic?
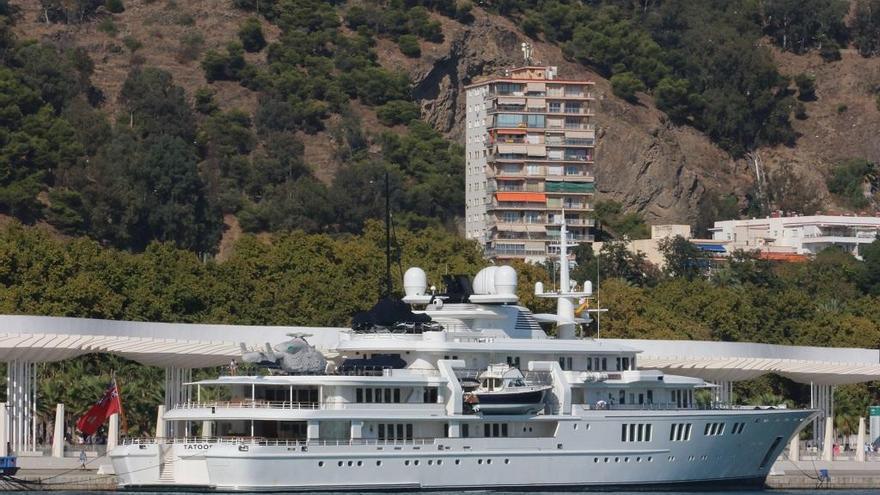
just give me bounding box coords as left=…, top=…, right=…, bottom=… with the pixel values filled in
left=3, top=0, right=880, bottom=433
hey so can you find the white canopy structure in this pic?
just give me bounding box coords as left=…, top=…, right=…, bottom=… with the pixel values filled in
left=1, top=315, right=878, bottom=452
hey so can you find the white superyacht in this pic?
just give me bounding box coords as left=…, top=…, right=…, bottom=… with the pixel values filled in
left=110, top=222, right=814, bottom=490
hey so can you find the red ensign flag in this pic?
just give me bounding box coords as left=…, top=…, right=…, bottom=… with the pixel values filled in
left=76, top=379, right=123, bottom=436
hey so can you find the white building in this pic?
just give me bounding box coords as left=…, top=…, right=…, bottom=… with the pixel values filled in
left=711, top=215, right=880, bottom=259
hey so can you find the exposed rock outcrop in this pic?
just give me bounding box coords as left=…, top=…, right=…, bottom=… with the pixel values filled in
left=392, top=10, right=751, bottom=225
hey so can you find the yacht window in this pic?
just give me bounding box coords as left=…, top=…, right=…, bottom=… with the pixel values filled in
left=615, top=358, right=621, bottom=371
left=629, top=424, right=636, bottom=442
left=384, top=389, right=392, bottom=403
left=586, top=359, right=592, bottom=371
left=366, top=389, right=373, bottom=403
left=602, top=358, right=607, bottom=370
left=485, top=424, right=491, bottom=437
left=506, top=356, right=521, bottom=368
left=622, top=357, right=630, bottom=370
left=638, top=393, right=644, bottom=404
left=356, top=389, right=363, bottom=403
left=423, top=387, right=439, bottom=403
left=647, top=390, right=653, bottom=404
left=493, top=424, right=500, bottom=437
left=556, top=356, right=572, bottom=370
left=637, top=424, right=644, bottom=442
left=619, top=390, right=625, bottom=405
left=629, top=393, right=634, bottom=404
left=502, top=424, right=508, bottom=436
left=685, top=423, right=692, bottom=440
left=406, top=424, right=413, bottom=439
left=379, top=424, right=385, bottom=439
left=462, top=424, right=470, bottom=438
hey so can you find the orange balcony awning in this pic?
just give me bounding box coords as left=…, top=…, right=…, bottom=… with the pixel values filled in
left=495, top=129, right=527, bottom=135
left=496, top=192, right=546, bottom=203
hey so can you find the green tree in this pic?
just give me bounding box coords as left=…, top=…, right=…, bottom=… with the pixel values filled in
left=610, top=72, right=645, bottom=103
left=827, top=159, right=875, bottom=209
left=119, top=67, right=196, bottom=141
left=238, top=17, right=267, bottom=52
left=794, top=73, right=816, bottom=101
left=376, top=100, right=420, bottom=126
left=859, top=240, right=880, bottom=295
left=852, top=0, right=880, bottom=56
left=397, top=34, right=421, bottom=58
left=659, top=235, right=708, bottom=280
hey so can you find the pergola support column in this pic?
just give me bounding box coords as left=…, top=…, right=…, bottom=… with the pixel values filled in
left=164, top=366, right=192, bottom=438
left=5, top=360, right=37, bottom=453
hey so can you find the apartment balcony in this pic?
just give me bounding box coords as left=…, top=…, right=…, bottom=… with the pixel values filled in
left=489, top=201, right=547, bottom=211
left=485, top=246, right=548, bottom=258
left=547, top=218, right=596, bottom=227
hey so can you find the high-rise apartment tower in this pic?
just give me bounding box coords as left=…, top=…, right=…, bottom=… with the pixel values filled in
left=464, top=66, right=596, bottom=261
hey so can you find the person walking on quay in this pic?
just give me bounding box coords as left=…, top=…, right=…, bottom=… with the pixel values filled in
left=79, top=449, right=87, bottom=470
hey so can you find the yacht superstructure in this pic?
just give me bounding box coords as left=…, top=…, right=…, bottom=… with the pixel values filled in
left=110, top=223, right=814, bottom=490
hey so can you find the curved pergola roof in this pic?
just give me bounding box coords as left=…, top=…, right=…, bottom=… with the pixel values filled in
left=0, top=315, right=878, bottom=385
left=607, top=339, right=880, bottom=385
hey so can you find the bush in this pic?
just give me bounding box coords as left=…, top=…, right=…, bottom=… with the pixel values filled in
left=376, top=100, right=420, bottom=126
left=238, top=17, right=266, bottom=53
left=194, top=87, right=219, bottom=115
left=97, top=18, right=117, bottom=36
left=794, top=101, right=807, bottom=120
left=177, top=31, right=204, bottom=63
left=398, top=34, right=421, bottom=58
left=820, top=45, right=842, bottom=62
left=105, top=0, right=125, bottom=13
left=610, top=72, right=645, bottom=103
left=794, top=73, right=816, bottom=101
left=837, top=103, right=848, bottom=113
left=122, top=36, right=142, bottom=53
left=201, top=42, right=246, bottom=82
left=828, top=159, right=875, bottom=208
left=876, top=93, right=880, bottom=112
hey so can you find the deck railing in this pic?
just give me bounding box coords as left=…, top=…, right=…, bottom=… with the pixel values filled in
left=177, top=400, right=320, bottom=410
left=121, top=436, right=438, bottom=447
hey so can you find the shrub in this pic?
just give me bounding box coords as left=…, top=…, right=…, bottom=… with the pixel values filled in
left=105, top=0, right=125, bottom=13
left=376, top=100, right=420, bottom=126
left=238, top=17, right=266, bottom=52
left=876, top=93, right=880, bottom=112
left=177, top=31, right=204, bottom=63
left=828, top=159, right=875, bottom=208
left=793, top=101, right=807, bottom=120
left=398, top=34, right=420, bottom=58
left=837, top=103, right=848, bottom=113
left=201, top=42, right=246, bottom=82
left=97, top=18, right=117, bottom=36
left=194, top=87, right=219, bottom=115
left=610, top=72, right=645, bottom=103
left=122, top=36, right=142, bottom=53
left=794, top=73, right=816, bottom=101
left=820, top=45, right=842, bottom=62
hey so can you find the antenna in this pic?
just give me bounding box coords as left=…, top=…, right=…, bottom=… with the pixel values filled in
left=521, top=42, right=532, bottom=65
left=384, top=171, right=392, bottom=298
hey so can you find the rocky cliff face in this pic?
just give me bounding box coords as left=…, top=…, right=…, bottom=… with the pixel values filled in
left=378, top=10, right=753, bottom=225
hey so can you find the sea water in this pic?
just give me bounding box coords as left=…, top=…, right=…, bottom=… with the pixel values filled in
left=20, top=491, right=879, bottom=495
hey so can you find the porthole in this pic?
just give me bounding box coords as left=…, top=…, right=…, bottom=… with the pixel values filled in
left=573, top=424, right=578, bottom=430
left=593, top=458, right=599, bottom=463
left=414, top=460, right=420, bottom=466
left=586, top=424, right=591, bottom=431
left=338, top=461, right=343, bottom=467
left=357, top=461, right=363, bottom=467
left=487, top=459, right=492, bottom=465
left=376, top=461, right=382, bottom=466
left=405, top=460, right=410, bottom=466
left=428, top=460, right=433, bottom=466
left=455, top=459, right=461, bottom=465
left=624, top=457, right=629, bottom=463
left=478, top=459, right=483, bottom=465
left=648, top=456, right=653, bottom=462
left=636, top=457, right=641, bottom=463
left=604, top=457, right=609, bottom=463
left=318, top=461, right=324, bottom=467
left=614, top=457, right=619, bottom=463
left=504, top=459, right=510, bottom=464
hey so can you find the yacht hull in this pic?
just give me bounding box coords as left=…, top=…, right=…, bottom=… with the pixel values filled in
left=111, top=409, right=811, bottom=491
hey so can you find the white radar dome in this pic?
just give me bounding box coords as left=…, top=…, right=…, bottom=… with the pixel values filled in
left=403, top=267, right=427, bottom=297
left=495, top=265, right=517, bottom=296
left=473, top=266, right=499, bottom=295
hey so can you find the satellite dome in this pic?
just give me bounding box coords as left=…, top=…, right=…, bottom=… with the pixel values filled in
left=403, top=267, right=427, bottom=297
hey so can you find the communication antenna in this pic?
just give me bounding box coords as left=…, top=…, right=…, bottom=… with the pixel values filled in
left=521, top=42, right=532, bottom=65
